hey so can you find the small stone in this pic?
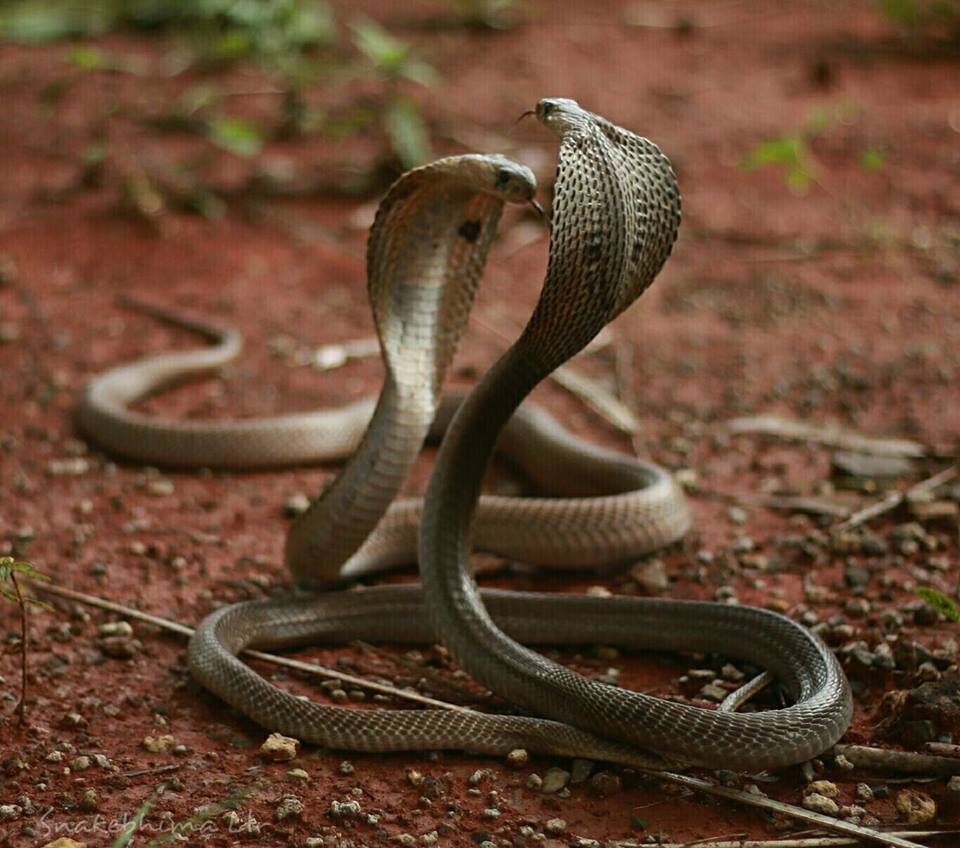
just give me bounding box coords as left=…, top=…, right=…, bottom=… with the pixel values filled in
left=732, top=535, right=755, bottom=553
left=728, top=506, right=748, bottom=524
left=260, top=733, right=299, bottom=761
left=895, top=789, right=936, bottom=824
left=698, top=682, right=728, bottom=702
left=803, top=793, right=839, bottom=815
left=541, top=767, right=571, bottom=794
left=845, top=598, right=871, bottom=617
left=99, top=636, right=141, bottom=659
left=142, top=735, right=175, bottom=754
left=407, top=769, right=424, bottom=786
left=805, top=780, right=839, bottom=799
left=98, top=621, right=133, bottom=637
left=392, top=834, right=416, bottom=846
left=585, top=585, right=612, bottom=598
left=329, top=799, right=361, bottom=819
left=506, top=749, right=529, bottom=769
left=856, top=782, right=874, bottom=801
left=146, top=479, right=175, bottom=497
left=874, top=642, right=896, bottom=670
left=283, top=494, right=311, bottom=517
left=720, top=663, right=745, bottom=682
left=0, top=805, right=21, bottom=820
left=70, top=756, right=91, bottom=771
left=481, top=807, right=500, bottom=819
left=526, top=773, right=543, bottom=790
left=631, top=558, right=669, bottom=594
left=339, top=760, right=354, bottom=775
left=46, top=457, right=91, bottom=476
left=287, top=768, right=309, bottom=781
left=569, top=758, right=594, bottom=784
left=78, top=788, right=97, bottom=811
left=275, top=795, right=303, bottom=820
left=544, top=818, right=567, bottom=835
left=589, top=770, right=622, bottom=797
left=40, top=840, right=87, bottom=848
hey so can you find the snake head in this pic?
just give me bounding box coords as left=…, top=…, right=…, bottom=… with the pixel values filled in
left=482, top=154, right=537, bottom=205
left=535, top=98, right=592, bottom=136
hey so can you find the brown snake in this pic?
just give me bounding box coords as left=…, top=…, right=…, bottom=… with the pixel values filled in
left=79, top=100, right=851, bottom=771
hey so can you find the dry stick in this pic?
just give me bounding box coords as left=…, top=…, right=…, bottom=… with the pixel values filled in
left=27, top=581, right=928, bottom=848
left=616, top=834, right=950, bottom=848
left=29, top=581, right=471, bottom=713
left=642, top=775, right=928, bottom=848
left=835, top=744, right=960, bottom=777
left=11, top=571, right=27, bottom=726
left=832, top=466, right=958, bottom=533
left=724, top=416, right=930, bottom=458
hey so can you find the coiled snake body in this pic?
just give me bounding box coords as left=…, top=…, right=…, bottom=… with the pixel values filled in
left=79, top=99, right=851, bottom=770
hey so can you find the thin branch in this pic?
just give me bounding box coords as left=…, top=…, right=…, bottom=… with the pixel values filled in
left=835, top=743, right=960, bottom=776
left=832, top=466, right=958, bottom=533
left=11, top=571, right=27, bottom=726
left=617, top=833, right=951, bottom=848
left=724, top=416, right=930, bottom=458
left=28, top=581, right=470, bottom=712
left=641, top=774, right=930, bottom=848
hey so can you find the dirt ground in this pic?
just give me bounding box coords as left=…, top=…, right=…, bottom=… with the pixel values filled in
left=1, top=1, right=959, bottom=846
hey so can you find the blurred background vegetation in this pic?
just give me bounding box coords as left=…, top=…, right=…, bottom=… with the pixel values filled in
left=0, top=0, right=956, bottom=225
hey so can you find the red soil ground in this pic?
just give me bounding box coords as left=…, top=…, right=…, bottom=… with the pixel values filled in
left=1, top=1, right=958, bottom=846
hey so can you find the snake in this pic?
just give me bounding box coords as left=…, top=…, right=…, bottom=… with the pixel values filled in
left=78, top=99, right=852, bottom=771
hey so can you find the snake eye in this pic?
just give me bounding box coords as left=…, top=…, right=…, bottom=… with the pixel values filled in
left=495, top=168, right=511, bottom=187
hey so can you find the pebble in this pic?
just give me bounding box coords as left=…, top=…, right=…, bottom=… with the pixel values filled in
left=142, top=735, right=175, bottom=754
left=407, top=769, right=424, bottom=786
left=856, top=783, right=874, bottom=801
left=732, top=535, right=755, bottom=553
left=589, top=770, right=622, bottom=797
left=328, top=799, right=361, bottom=819
left=339, top=760, right=354, bottom=775
left=69, top=755, right=91, bottom=771
left=506, top=748, right=529, bottom=769
left=585, top=585, right=612, bottom=598
left=98, top=621, right=133, bottom=637
left=526, top=773, right=543, bottom=790
left=541, top=767, right=571, bottom=794
left=46, top=457, right=91, bottom=476
left=78, top=788, right=97, bottom=811
left=728, top=506, right=748, bottom=524
left=146, top=479, right=175, bottom=497
left=392, top=834, right=416, bottom=846
left=804, top=780, right=839, bottom=799
left=544, top=818, right=567, bottom=835
left=873, top=642, right=896, bottom=670
left=283, top=494, right=311, bottom=517
left=0, top=805, right=20, bottom=820
left=275, top=795, right=303, bottom=820
left=802, top=793, right=839, bottom=815
left=569, top=758, right=594, bottom=784
left=844, top=598, right=871, bottom=617
left=260, top=732, right=299, bottom=761
left=895, top=789, right=937, bottom=824
left=40, top=840, right=87, bottom=848
left=99, top=635, right=141, bottom=659
left=630, top=558, right=669, bottom=594
left=287, top=768, right=309, bottom=781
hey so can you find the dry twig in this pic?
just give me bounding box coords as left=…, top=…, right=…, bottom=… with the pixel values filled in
left=835, top=744, right=960, bottom=777
left=725, top=416, right=929, bottom=458
left=831, top=466, right=958, bottom=533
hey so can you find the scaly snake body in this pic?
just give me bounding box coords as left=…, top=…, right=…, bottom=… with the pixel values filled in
left=79, top=100, right=851, bottom=770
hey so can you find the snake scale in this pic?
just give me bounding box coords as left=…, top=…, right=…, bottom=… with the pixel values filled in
left=79, top=99, right=852, bottom=771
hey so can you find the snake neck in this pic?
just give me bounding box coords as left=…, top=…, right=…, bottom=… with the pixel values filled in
left=418, top=341, right=547, bottom=648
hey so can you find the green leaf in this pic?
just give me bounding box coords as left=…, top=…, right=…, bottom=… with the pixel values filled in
left=0, top=0, right=116, bottom=43
left=207, top=117, right=265, bottom=157
left=68, top=44, right=103, bottom=70
left=880, top=0, right=920, bottom=25
left=350, top=15, right=415, bottom=77
left=916, top=586, right=960, bottom=622
left=860, top=147, right=885, bottom=172
left=384, top=97, right=431, bottom=169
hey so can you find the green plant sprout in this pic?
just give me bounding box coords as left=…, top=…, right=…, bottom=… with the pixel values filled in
left=878, top=0, right=960, bottom=40
left=742, top=102, right=885, bottom=194
left=916, top=585, right=960, bottom=623
left=349, top=16, right=439, bottom=169
left=0, top=556, right=51, bottom=726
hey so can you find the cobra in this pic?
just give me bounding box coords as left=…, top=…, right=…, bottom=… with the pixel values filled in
left=79, top=99, right=851, bottom=771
